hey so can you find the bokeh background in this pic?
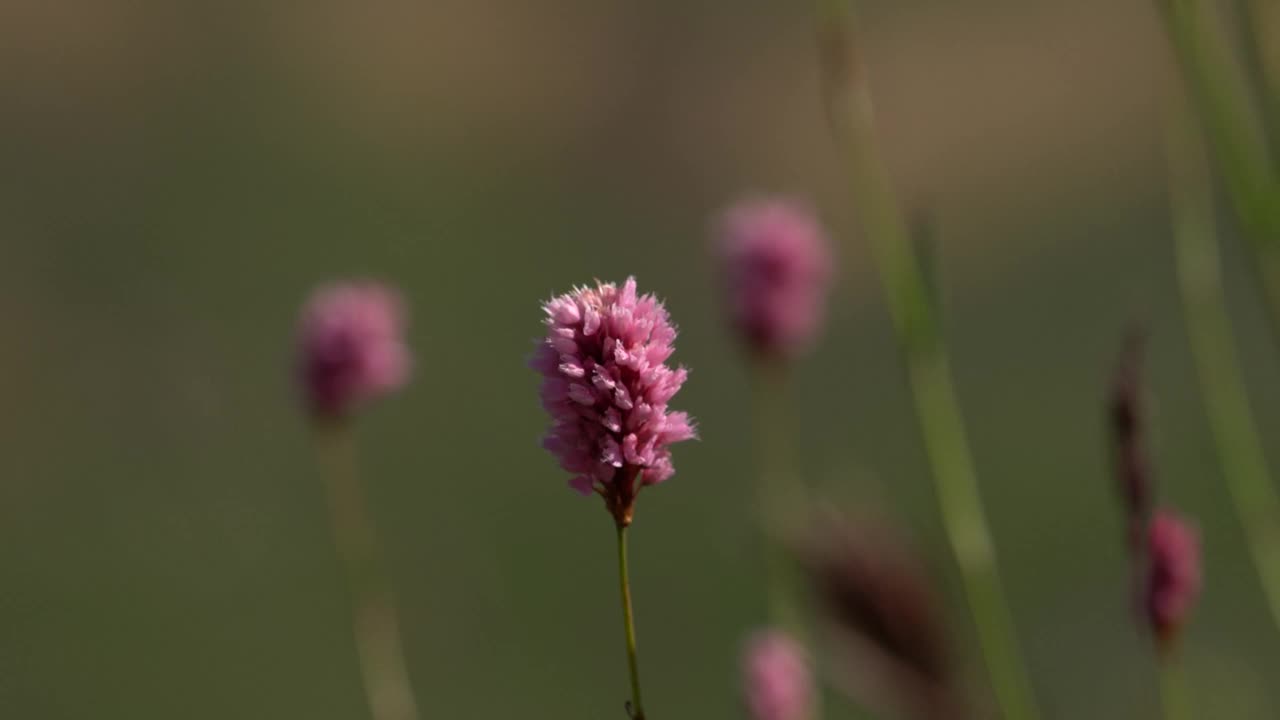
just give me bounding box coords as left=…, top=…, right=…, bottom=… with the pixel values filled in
left=4, top=0, right=1280, bottom=718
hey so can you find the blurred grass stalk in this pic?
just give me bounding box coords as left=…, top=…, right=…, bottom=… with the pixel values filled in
left=318, top=425, right=420, bottom=720
left=1232, top=0, right=1280, bottom=160
left=815, top=3, right=1040, bottom=719
left=1158, top=0, right=1280, bottom=341
left=1167, top=101, right=1280, bottom=631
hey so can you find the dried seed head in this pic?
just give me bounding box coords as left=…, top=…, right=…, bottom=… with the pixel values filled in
left=1109, top=330, right=1153, bottom=544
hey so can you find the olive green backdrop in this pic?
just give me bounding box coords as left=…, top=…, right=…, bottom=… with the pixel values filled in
left=4, top=1, right=1279, bottom=718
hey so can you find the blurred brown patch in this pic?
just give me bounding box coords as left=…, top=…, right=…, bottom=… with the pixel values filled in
left=1, top=1, right=1172, bottom=242
left=798, top=514, right=963, bottom=719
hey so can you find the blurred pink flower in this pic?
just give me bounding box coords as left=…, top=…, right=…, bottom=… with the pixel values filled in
left=742, top=629, right=813, bottom=720
left=715, top=197, right=833, bottom=359
left=297, top=281, right=410, bottom=419
left=1145, top=509, right=1201, bottom=649
left=530, top=277, right=695, bottom=525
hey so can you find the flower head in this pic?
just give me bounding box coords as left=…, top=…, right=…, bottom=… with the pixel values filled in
left=1145, top=509, right=1202, bottom=650
left=297, top=281, right=411, bottom=420
left=530, top=277, right=696, bottom=526
left=742, top=629, right=813, bottom=720
left=714, top=197, right=833, bottom=359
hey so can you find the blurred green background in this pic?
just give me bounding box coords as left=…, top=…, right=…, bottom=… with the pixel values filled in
left=4, top=0, right=1280, bottom=718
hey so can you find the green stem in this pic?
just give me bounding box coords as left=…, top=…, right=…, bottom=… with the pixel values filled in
left=1158, top=654, right=1192, bottom=720
left=750, top=358, right=802, bottom=630
left=816, top=4, right=1039, bottom=719
left=1168, top=107, right=1280, bottom=632
left=1232, top=0, right=1280, bottom=166
left=1158, top=0, right=1280, bottom=344
left=616, top=524, right=646, bottom=720
left=318, top=423, right=420, bottom=720
left=911, top=348, right=1038, bottom=720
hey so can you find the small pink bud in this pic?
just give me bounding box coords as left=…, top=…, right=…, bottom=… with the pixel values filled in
left=742, top=630, right=813, bottom=720
left=1145, top=509, right=1202, bottom=651
left=714, top=197, right=833, bottom=359
left=297, top=281, right=410, bottom=420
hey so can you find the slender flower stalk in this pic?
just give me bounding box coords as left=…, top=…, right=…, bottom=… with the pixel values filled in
left=1167, top=106, right=1280, bottom=632
left=814, top=4, right=1039, bottom=719
left=750, top=358, right=803, bottom=630
left=616, top=525, right=645, bottom=719
left=1156, top=0, right=1280, bottom=343
left=531, top=277, right=696, bottom=719
left=297, top=281, right=418, bottom=720
left=1158, top=655, right=1192, bottom=720
left=318, top=423, right=420, bottom=720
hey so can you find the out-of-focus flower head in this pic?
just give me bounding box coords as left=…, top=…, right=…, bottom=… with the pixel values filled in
left=1145, top=509, right=1202, bottom=652
left=714, top=197, right=833, bottom=360
left=297, top=281, right=410, bottom=420
left=742, top=629, right=813, bottom=720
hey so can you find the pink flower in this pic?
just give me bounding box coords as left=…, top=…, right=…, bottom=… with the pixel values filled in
left=530, top=277, right=696, bottom=525
left=715, top=197, right=833, bottom=359
left=1145, top=509, right=1201, bottom=649
left=297, top=281, right=411, bottom=419
left=742, top=630, right=813, bottom=720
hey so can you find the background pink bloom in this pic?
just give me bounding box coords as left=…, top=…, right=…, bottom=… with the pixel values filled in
left=530, top=277, right=695, bottom=523
left=1145, top=509, right=1202, bottom=647
left=742, top=629, right=813, bottom=720
left=297, top=281, right=411, bottom=419
left=715, top=197, right=833, bottom=359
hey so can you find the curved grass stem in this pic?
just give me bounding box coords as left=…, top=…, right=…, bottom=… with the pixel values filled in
left=1158, top=0, right=1280, bottom=345
left=815, top=3, right=1040, bottom=718
left=1168, top=105, right=1280, bottom=633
